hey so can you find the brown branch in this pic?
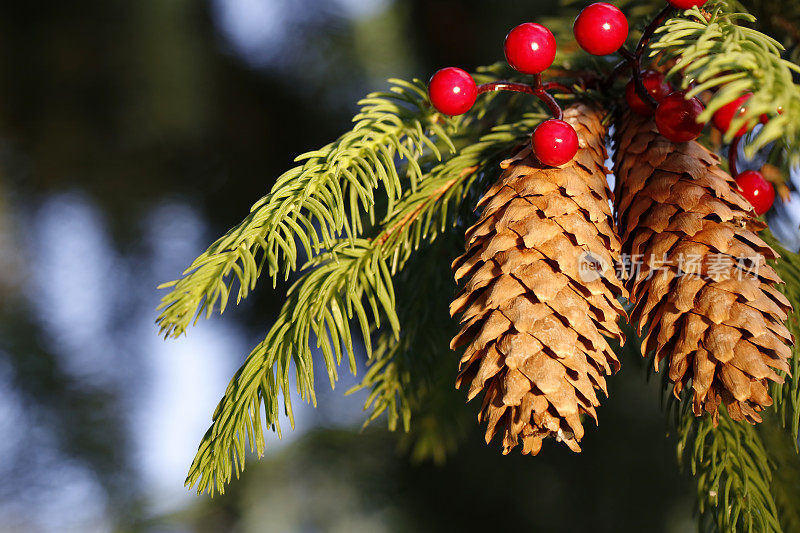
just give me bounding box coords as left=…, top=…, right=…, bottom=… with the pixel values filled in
left=374, top=165, right=478, bottom=246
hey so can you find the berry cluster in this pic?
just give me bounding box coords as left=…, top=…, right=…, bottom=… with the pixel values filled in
left=429, top=21, right=578, bottom=167
left=427, top=0, right=778, bottom=213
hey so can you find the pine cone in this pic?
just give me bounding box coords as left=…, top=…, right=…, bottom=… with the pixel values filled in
left=613, top=110, right=793, bottom=424
left=450, top=103, right=627, bottom=455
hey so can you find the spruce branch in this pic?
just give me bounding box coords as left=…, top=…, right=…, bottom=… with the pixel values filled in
left=759, top=414, right=800, bottom=533
left=184, top=112, right=545, bottom=495
left=651, top=2, right=800, bottom=159
left=726, top=0, right=800, bottom=63
left=677, top=408, right=782, bottom=532
left=652, top=337, right=785, bottom=531
left=156, top=78, right=456, bottom=339
left=763, top=231, right=800, bottom=444
left=347, top=234, right=469, bottom=454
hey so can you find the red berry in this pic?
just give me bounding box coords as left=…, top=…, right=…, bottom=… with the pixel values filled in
left=735, top=171, right=775, bottom=215
left=655, top=91, right=706, bottom=143
left=532, top=119, right=579, bottom=167
left=712, top=93, right=754, bottom=137
left=625, top=70, right=672, bottom=115
left=428, top=67, right=477, bottom=115
left=668, top=0, right=707, bottom=9
left=573, top=3, right=629, bottom=56
left=504, top=23, right=557, bottom=74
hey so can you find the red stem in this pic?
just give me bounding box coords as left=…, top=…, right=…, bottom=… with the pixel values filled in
left=638, top=5, right=673, bottom=58
left=477, top=81, right=537, bottom=96
left=621, top=4, right=674, bottom=110
left=476, top=76, right=568, bottom=120
left=620, top=46, right=658, bottom=109
left=476, top=81, right=572, bottom=96
left=542, top=82, right=572, bottom=94
left=533, top=75, right=564, bottom=120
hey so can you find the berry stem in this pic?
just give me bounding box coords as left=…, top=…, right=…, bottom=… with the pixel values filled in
left=477, top=81, right=538, bottom=96
left=534, top=75, right=564, bottom=120
left=620, top=4, right=674, bottom=110
left=476, top=76, right=567, bottom=120
left=637, top=5, right=673, bottom=59
left=620, top=46, right=659, bottom=110
left=729, top=135, right=742, bottom=177
left=542, top=81, right=573, bottom=95
left=476, top=81, right=571, bottom=96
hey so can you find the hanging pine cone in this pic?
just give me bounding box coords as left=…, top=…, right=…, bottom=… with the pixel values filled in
left=613, top=110, right=793, bottom=424
left=449, top=103, right=627, bottom=455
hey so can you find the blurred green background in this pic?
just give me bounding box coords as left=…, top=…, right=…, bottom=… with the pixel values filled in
left=0, top=0, right=716, bottom=531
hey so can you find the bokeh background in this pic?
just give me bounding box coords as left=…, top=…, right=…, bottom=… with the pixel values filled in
left=3, top=1, right=798, bottom=531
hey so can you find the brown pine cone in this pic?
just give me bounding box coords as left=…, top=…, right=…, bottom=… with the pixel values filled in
left=613, top=110, right=793, bottom=424
left=450, top=103, right=627, bottom=455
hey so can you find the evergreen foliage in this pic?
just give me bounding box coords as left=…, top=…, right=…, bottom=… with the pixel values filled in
left=159, top=1, right=800, bottom=529
left=678, top=410, right=782, bottom=533
left=764, top=231, right=800, bottom=442
left=347, top=236, right=472, bottom=463
left=156, top=79, right=456, bottom=339
left=652, top=3, right=800, bottom=157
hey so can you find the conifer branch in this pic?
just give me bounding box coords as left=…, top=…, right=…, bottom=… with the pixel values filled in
left=758, top=415, right=800, bottom=532
left=763, top=231, right=800, bottom=444
left=156, top=79, right=457, bottom=339
left=651, top=2, right=800, bottom=159
left=347, top=235, right=464, bottom=437
left=184, top=112, right=545, bottom=495
left=677, top=408, right=782, bottom=532
left=654, top=341, right=786, bottom=531
left=361, top=236, right=473, bottom=464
